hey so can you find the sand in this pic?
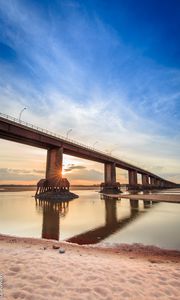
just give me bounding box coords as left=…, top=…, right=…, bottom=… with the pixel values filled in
left=104, top=193, right=180, bottom=203
left=0, top=235, right=180, bottom=300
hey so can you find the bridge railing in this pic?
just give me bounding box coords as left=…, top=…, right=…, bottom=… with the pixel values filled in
left=0, top=111, right=141, bottom=168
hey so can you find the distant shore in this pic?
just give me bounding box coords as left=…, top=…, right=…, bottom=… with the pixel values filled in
left=104, top=191, right=180, bottom=203
left=0, top=234, right=180, bottom=300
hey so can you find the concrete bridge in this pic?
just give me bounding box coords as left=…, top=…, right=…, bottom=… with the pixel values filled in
left=0, top=112, right=176, bottom=191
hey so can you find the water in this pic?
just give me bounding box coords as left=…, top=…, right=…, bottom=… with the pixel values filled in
left=0, top=188, right=180, bottom=250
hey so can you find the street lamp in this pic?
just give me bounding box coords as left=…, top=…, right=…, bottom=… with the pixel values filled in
left=105, top=149, right=110, bottom=155
left=106, top=148, right=115, bottom=156
left=93, top=141, right=98, bottom=148
left=66, top=129, right=72, bottom=139
left=109, top=144, right=119, bottom=155
left=19, top=107, right=27, bottom=122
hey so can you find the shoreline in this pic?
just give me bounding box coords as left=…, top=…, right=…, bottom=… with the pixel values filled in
left=0, top=234, right=180, bottom=299
left=1, top=233, right=180, bottom=261
left=104, top=192, right=180, bottom=203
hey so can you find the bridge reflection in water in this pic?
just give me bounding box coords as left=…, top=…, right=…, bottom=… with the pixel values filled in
left=36, top=199, right=69, bottom=240
left=35, top=197, right=153, bottom=244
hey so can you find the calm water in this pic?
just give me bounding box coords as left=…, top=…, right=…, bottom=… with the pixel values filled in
left=0, top=188, right=180, bottom=250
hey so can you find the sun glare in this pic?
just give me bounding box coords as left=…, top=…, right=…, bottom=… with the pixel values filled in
left=62, top=167, right=66, bottom=176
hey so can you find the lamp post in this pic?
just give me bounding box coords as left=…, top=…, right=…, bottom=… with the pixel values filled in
left=19, top=107, right=27, bottom=122
left=66, top=129, right=72, bottom=139
left=93, top=141, right=98, bottom=148
left=108, top=144, right=119, bottom=155
left=106, top=148, right=116, bottom=156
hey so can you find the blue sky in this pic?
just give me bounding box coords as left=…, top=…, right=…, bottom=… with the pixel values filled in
left=0, top=0, right=180, bottom=184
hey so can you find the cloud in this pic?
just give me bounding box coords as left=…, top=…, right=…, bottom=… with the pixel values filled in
left=64, top=163, right=103, bottom=183
left=33, top=169, right=44, bottom=174
left=0, top=168, right=43, bottom=181
left=64, top=164, right=86, bottom=172
left=66, top=168, right=103, bottom=182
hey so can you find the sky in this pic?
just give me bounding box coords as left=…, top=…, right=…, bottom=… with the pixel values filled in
left=0, top=0, right=180, bottom=185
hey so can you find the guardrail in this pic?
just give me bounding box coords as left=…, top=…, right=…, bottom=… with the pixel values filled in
left=0, top=111, right=141, bottom=168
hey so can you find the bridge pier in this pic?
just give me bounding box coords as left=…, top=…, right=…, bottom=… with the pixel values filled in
left=142, top=174, right=149, bottom=189
left=150, top=177, right=156, bottom=187
left=36, top=146, right=78, bottom=199
left=150, top=177, right=167, bottom=189
left=128, top=170, right=138, bottom=190
left=105, top=162, right=116, bottom=183
left=155, top=179, right=160, bottom=188
left=100, top=163, right=121, bottom=194
left=46, top=147, right=63, bottom=179
left=163, top=182, right=166, bottom=188
left=160, top=180, right=164, bottom=188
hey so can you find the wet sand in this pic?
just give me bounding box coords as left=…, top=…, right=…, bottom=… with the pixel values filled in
left=104, top=193, right=180, bottom=203
left=0, top=234, right=180, bottom=300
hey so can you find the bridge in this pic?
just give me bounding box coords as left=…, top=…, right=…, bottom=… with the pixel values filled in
left=0, top=112, right=176, bottom=191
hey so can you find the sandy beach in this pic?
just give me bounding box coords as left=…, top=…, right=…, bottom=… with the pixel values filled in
left=104, top=193, right=180, bottom=204
left=0, top=234, right=180, bottom=300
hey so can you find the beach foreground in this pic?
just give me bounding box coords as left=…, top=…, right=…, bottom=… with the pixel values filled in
left=0, top=235, right=180, bottom=300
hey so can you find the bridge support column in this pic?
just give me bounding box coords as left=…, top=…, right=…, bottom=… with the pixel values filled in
left=46, top=147, right=63, bottom=179
left=100, top=163, right=121, bottom=194
left=36, top=147, right=77, bottom=200
left=150, top=177, right=156, bottom=187
left=155, top=179, right=166, bottom=189
left=164, top=181, right=169, bottom=188
left=160, top=181, right=164, bottom=188
left=155, top=179, right=160, bottom=188
left=142, top=174, right=149, bottom=189
left=128, top=170, right=138, bottom=190
left=105, top=163, right=116, bottom=184
left=165, top=181, right=173, bottom=188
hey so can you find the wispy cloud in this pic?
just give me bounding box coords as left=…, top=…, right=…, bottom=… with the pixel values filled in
left=64, top=164, right=86, bottom=172
left=66, top=168, right=103, bottom=183
left=0, top=168, right=42, bottom=181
